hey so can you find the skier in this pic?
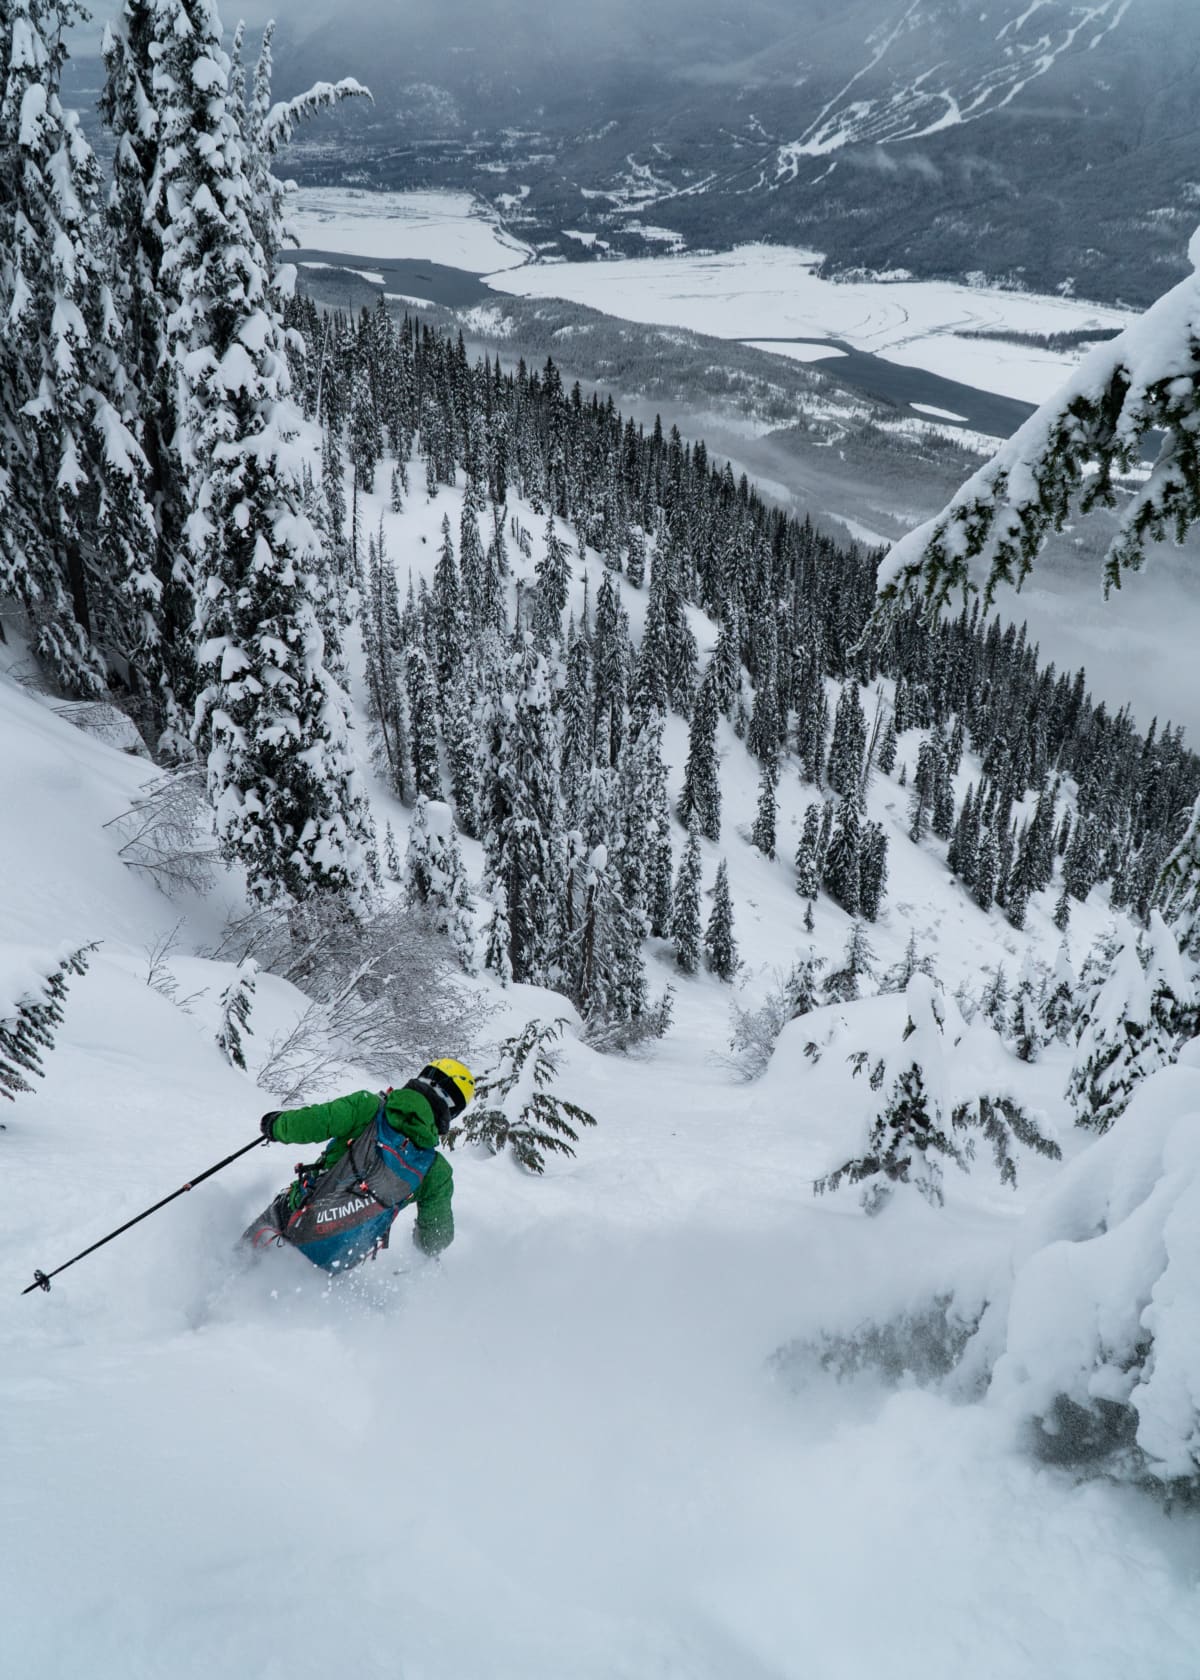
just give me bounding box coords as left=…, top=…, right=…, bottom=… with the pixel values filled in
left=242, top=1059, right=473, bottom=1272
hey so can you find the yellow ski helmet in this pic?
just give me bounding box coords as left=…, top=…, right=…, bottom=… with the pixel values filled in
left=409, top=1059, right=474, bottom=1136
left=429, top=1057, right=475, bottom=1109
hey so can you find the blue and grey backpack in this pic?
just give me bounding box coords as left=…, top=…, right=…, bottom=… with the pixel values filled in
left=276, top=1093, right=436, bottom=1273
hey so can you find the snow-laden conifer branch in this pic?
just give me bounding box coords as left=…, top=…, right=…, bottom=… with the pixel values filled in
left=261, top=78, right=372, bottom=158
left=878, top=228, right=1200, bottom=615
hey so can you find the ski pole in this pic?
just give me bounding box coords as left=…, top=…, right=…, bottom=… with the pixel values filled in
left=22, top=1135, right=267, bottom=1295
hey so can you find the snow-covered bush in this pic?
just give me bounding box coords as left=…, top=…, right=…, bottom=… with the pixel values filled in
left=242, top=900, right=484, bottom=1102
left=104, top=767, right=217, bottom=896
left=1067, top=913, right=1194, bottom=1132
left=215, top=958, right=257, bottom=1071
left=815, top=975, right=1059, bottom=1213
left=1, top=945, right=95, bottom=1103
left=726, top=955, right=825, bottom=1080
left=969, top=1045, right=1200, bottom=1493
left=773, top=1296, right=981, bottom=1392
left=449, top=1018, right=597, bottom=1173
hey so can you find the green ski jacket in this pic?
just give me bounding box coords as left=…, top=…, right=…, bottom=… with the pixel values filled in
left=274, top=1086, right=455, bottom=1255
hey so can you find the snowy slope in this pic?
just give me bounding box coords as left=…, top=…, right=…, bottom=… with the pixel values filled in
left=776, top=0, right=1134, bottom=163
left=3, top=458, right=1200, bottom=1677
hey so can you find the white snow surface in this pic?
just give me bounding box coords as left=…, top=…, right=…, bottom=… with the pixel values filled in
left=742, top=338, right=849, bottom=364
left=291, top=187, right=532, bottom=272
left=3, top=454, right=1200, bottom=1676
left=485, top=243, right=1130, bottom=406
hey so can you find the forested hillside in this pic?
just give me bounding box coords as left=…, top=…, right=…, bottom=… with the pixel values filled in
left=6, top=4, right=1200, bottom=1674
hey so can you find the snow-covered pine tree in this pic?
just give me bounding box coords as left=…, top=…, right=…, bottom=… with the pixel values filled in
left=635, top=711, right=675, bottom=939
left=592, top=569, right=629, bottom=768
left=710, top=608, right=740, bottom=716
left=823, top=921, right=875, bottom=1004
left=403, top=796, right=476, bottom=973
left=817, top=975, right=968, bottom=1212
left=1052, top=883, right=1071, bottom=933
left=161, top=1, right=372, bottom=905
left=746, top=615, right=780, bottom=766
left=1010, top=957, right=1046, bottom=1063
left=361, top=537, right=412, bottom=801
left=449, top=1018, right=597, bottom=1173
left=1144, top=908, right=1198, bottom=1050
left=440, top=662, right=479, bottom=835
left=908, top=734, right=938, bottom=843
left=816, top=975, right=1058, bottom=1213
left=794, top=803, right=822, bottom=903
left=532, top=511, right=571, bottom=650
left=975, top=829, right=999, bottom=911
left=384, top=820, right=402, bottom=881
left=1064, top=916, right=1194, bottom=1132
left=826, top=680, right=867, bottom=797
left=822, top=796, right=862, bottom=915
left=750, top=757, right=778, bottom=858
left=568, top=842, right=650, bottom=1034
left=858, top=819, right=889, bottom=922
left=981, top=964, right=1009, bottom=1034
left=672, top=816, right=703, bottom=975
left=215, top=957, right=257, bottom=1070
left=1041, top=941, right=1076, bottom=1044
left=236, top=20, right=368, bottom=272
left=404, top=646, right=443, bottom=801
left=677, top=662, right=721, bottom=840
left=431, top=515, right=461, bottom=685
left=101, top=0, right=192, bottom=739
left=479, top=639, right=564, bottom=985
left=0, top=0, right=154, bottom=700
left=704, top=859, right=738, bottom=981
left=1, top=944, right=94, bottom=1102
left=877, top=716, right=898, bottom=776
left=882, top=931, right=937, bottom=994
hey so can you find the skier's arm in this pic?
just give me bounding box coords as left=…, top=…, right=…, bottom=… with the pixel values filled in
left=412, top=1152, right=454, bottom=1255
left=270, top=1089, right=380, bottom=1148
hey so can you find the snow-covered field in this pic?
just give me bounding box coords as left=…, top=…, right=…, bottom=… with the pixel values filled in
left=3, top=445, right=1200, bottom=1676
left=287, top=189, right=1127, bottom=406
left=291, top=187, right=532, bottom=272
left=485, top=243, right=1130, bottom=405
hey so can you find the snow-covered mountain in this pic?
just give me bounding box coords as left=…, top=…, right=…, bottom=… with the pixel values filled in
left=775, top=0, right=1137, bottom=161
left=255, top=0, right=1200, bottom=306
left=4, top=370, right=1200, bottom=1671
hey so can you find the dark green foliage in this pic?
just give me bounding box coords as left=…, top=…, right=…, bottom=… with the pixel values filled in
left=815, top=979, right=1060, bottom=1212
left=794, top=803, right=822, bottom=901
left=822, top=797, right=862, bottom=916
left=975, top=830, right=998, bottom=911
left=404, top=646, right=443, bottom=801
left=1, top=945, right=95, bottom=1103
left=827, top=681, right=867, bottom=797
left=823, top=922, right=875, bottom=1004
left=704, top=859, right=738, bottom=981
left=216, top=958, right=257, bottom=1071
left=449, top=1018, right=597, bottom=1174
left=678, top=664, right=721, bottom=841
left=858, top=820, right=889, bottom=922
left=532, top=512, right=571, bottom=649
left=877, top=718, right=898, bottom=776
left=751, top=757, right=778, bottom=858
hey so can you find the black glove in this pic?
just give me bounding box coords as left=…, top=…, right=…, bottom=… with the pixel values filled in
left=260, top=1111, right=283, bottom=1141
